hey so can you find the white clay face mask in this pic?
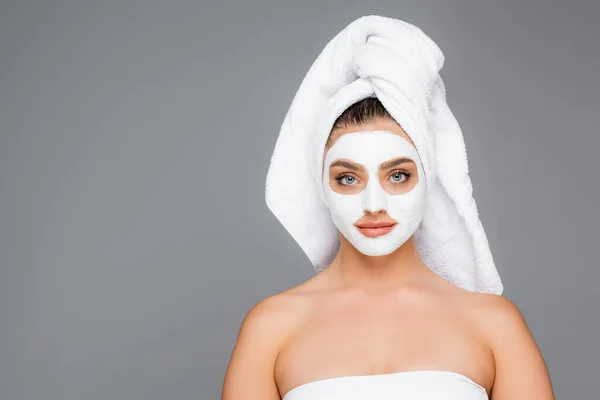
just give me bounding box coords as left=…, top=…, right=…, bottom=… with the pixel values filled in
left=322, top=130, right=427, bottom=256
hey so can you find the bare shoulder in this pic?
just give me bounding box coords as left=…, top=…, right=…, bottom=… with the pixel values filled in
left=241, top=287, right=308, bottom=333
left=462, top=292, right=524, bottom=327
left=464, top=293, right=555, bottom=399
left=464, top=292, right=537, bottom=346
left=461, top=292, right=533, bottom=352
left=221, top=281, right=316, bottom=400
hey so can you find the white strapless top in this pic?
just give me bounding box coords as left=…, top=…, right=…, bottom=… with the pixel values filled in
left=282, top=370, right=489, bottom=400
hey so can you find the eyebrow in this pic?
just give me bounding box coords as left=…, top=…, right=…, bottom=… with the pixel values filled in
left=329, top=160, right=361, bottom=171
left=329, top=157, right=414, bottom=171
left=380, top=157, right=415, bottom=170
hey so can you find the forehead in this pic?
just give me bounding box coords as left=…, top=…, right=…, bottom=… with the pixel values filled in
left=327, top=118, right=415, bottom=149
left=325, top=131, right=418, bottom=166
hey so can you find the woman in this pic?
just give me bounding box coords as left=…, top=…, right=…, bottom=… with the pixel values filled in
left=222, top=16, right=555, bottom=400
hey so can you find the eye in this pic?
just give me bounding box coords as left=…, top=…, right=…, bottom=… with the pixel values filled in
left=389, top=170, right=411, bottom=184
left=334, top=173, right=358, bottom=186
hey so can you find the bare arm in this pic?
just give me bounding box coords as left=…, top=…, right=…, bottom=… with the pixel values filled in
left=221, top=296, right=286, bottom=400
left=485, top=295, right=555, bottom=399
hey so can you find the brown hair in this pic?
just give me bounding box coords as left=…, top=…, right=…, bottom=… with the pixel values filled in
left=326, top=96, right=394, bottom=148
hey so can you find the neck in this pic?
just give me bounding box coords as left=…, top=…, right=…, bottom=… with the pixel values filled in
left=326, top=235, right=432, bottom=294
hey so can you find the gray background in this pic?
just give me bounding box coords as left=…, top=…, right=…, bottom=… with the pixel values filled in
left=1, top=0, right=598, bottom=399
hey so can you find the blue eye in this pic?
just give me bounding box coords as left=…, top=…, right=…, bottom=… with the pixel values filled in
left=390, top=170, right=411, bottom=183
left=334, top=173, right=357, bottom=186
left=341, top=175, right=356, bottom=185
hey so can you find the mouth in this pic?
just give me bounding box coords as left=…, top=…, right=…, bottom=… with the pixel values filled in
left=354, top=221, right=397, bottom=238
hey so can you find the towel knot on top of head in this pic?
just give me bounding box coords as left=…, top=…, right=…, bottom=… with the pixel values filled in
left=352, top=21, right=443, bottom=115
left=265, top=15, right=503, bottom=294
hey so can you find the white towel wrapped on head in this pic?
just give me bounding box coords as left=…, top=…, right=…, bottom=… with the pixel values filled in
left=265, top=15, right=503, bottom=295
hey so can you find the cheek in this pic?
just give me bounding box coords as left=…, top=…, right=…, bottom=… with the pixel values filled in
left=386, top=183, right=427, bottom=214
left=326, top=192, right=365, bottom=220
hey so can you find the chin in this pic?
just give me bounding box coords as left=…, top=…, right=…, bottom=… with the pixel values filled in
left=351, top=240, right=402, bottom=257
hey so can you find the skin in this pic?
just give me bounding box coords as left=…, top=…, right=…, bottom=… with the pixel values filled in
left=222, top=117, right=555, bottom=400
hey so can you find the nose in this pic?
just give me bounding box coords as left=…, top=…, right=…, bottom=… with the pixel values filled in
left=362, top=178, right=387, bottom=214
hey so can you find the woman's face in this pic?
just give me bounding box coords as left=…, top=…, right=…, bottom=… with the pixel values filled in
left=321, top=118, right=427, bottom=256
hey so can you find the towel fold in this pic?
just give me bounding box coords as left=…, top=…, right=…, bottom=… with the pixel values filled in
left=265, top=15, right=503, bottom=294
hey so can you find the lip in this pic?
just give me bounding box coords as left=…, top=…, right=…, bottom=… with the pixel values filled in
left=354, top=221, right=397, bottom=238
left=355, top=221, right=396, bottom=228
